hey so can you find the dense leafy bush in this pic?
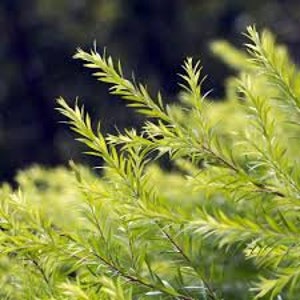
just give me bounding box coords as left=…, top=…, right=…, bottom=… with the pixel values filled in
left=1, top=26, right=300, bottom=299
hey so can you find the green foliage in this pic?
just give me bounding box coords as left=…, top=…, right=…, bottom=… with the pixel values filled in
left=1, top=26, right=300, bottom=299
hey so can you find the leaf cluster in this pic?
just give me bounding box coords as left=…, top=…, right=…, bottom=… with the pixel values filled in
left=1, top=26, right=300, bottom=299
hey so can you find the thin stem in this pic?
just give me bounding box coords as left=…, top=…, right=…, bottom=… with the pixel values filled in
left=63, top=234, right=194, bottom=300
left=158, top=223, right=219, bottom=300
left=203, top=146, right=285, bottom=198
left=91, top=249, right=194, bottom=300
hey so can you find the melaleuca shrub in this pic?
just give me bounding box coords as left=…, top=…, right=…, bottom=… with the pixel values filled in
left=1, top=26, right=300, bottom=300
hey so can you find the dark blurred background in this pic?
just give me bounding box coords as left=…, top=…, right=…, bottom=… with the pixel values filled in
left=1, top=0, right=300, bottom=182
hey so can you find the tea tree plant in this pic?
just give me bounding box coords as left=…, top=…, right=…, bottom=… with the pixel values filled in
left=1, top=26, right=300, bottom=299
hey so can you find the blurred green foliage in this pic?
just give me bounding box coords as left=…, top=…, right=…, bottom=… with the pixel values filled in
left=1, top=0, right=300, bottom=182
left=0, top=164, right=257, bottom=299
